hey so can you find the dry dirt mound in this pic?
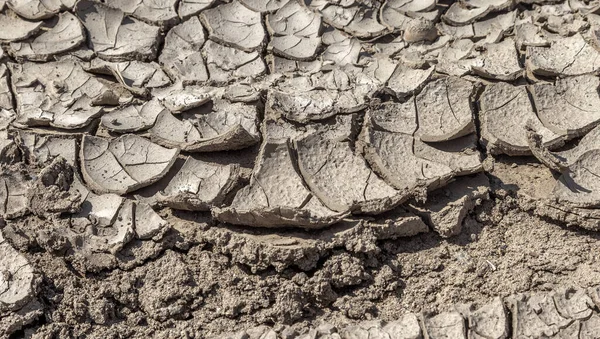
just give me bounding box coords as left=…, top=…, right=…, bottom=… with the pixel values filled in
left=1, top=0, right=600, bottom=337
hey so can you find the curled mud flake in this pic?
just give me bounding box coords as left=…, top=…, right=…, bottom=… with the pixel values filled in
left=28, top=157, right=83, bottom=216
left=134, top=202, right=168, bottom=240
left=101, top=0, right=179, bottom=27
left=9, top=60, right=131, bottom=130
left=438, top=22, right=475, bottom=39
left=479, top=82, right=562, bottom=156
left=555, top=124, right=600, bottom=167
left=525, top=124, right=569, bottom=173
left=381, top=0, right=436, bottom=25
left=17, top=132, right=77, bottom=165
left=81, top=198, right=135, bottom=254
left=8, top=12, right=85, bottom=62
left=213, top=140, right=346, bottom=229
left=367, top=207, right=430, bottom=238
left=381, top=314, right=423, bottom=338
left=0, top=230, right=38, bottom=312
left=200, top=1, right=265, bottom=52
left=159, top=156, right=241, bottom=211
left=161, top=89, right=211, bottom=114
left=553, top=149, right=600, bottom=208
left=443, top=2, right=491, bottom=25
left=75, top=0, right=160, bottom=62
left=71, top=192, right=122, bottom=229
left=269, top=55, right=324, bottom=74
left=101, top=98, right=166, bottom=133
left=0, top=167, right=30, bottom=219
left=403, top=18, right=438, bottom=43
left=530, top=75, right=600, bottom=139
left=466, top=297, right=509, bottom=339
left=527, top=33, right=600, bottom=77
left=436, top=39, right=480, bottom=76
left=416, top=77, right=475, bottom=142
left=178, top=0, right=215, bottom=20
left=515, top=22, right=551, bottom=49
left=294, top=132, right=402, bottom=214
left=85, top=59, right=171, bottom=95
left=0, top=9, right=43, bottom=42
left=267, top=1, right=322, bottom=60
left=322, top=29, right=362, bottom=66
left=0, top=65, right=13, bottom=111
left=203, top=40, right=267, bottom=83
left=422, top=311, right=467, bottom=339
left=508, top=292, right=572, bottom=338
left=7, top=0, right=73, bottom=20
left=240, top=0, right=289, bottom=12
left=159, top=16, right=208, bottom=84
left=473, top=10, right=517, bottom=41
left=80, top=134, right=179, bottom=195
left=414, top=134, right=483, bottom=177
left=387, top=64, right=435, bottom=98
left=321, top=3, right=387, bottom=38
left=471, top=38, right=523, bottom=81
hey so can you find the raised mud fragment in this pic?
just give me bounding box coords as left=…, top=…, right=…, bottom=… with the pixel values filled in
left=471, top=38, right=523, bottom=81
left=28, top=157, right=83, bottom=217
left=0, top=166, right=30, bottom=219
left=443, top=2, right=491, bottom=25
left=16, top=132, right=77, bottom=165
left=322, top=29, right=362, bottom=66
left=80, top=134, right=179, bottom=195
left=416, top=77, right=475, bottom=142
left=319, top=2, right=387, bottom=38
left=178, top=0, right=215, bottom=19
left=100, top=0, right=179, bottom=27
left=203, top=40, right=267, bottom=83
left=85, top=59, right=170, bottom=94
left=527, top=33, right=600, bottom=76
left=159, top=16, right=208, bottom=84
left=530, top=75, right=600, bottom=138
left=160, top=89, right=211, bottom=114
left=294, top=132, right=401, bottom=214
left=553, top=149, right=600, bottom=208
left=200, top=1, right=265, bottom=52
left=214, top=140, right=346, bottom=229
left=0, top=65, right=12, bottom=111
left=0, top=9, right=42, bottom=41
left=422, top=311, right=467, bottom=339
left=6, top=0, right=73, bottom=20
left=8, top=11, right=85, bottom=61
left=0, top=230, right=39, bottom=312
left=473, top=10, right=516, bottom=41
left=75, top=0, right=161, bottom=62
left=150, top=98, right=260, bottom=152
left=240, top=0, right=288, bottom=12
left=101, top=99, right=166, bottom=133
left=267, top=0, right=322, bottom=60
left=479, top=82, right=561, bottom=155
left=134, top=201, right=168, bottom=240
left=9, top=60, right=131, bottom=129
left=159, top=156, right=240, bottom=211
left=387, top=64, right=435, bottom=99
left=515, top=22, right=551, bottom=49
left=465, top=298, right=509, bottom=339
left=555, top=124, right=600, bottom=166
left=437, top=39, right=480, bottom=77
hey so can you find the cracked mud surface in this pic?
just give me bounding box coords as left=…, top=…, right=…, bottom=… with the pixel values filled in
left=2, top=0, right=600, bottom=338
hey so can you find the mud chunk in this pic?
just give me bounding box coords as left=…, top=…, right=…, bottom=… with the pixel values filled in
left=410, top=173, right=489, bottom=237
left=9, top=60, right=131, bottom=129
left=515, top=22, right=551, bottom=48
left=367, top=207, right=430, bottom=238
left=17, top=132, right=77, bottom=165
left=0, top=230, right=38, bottom=312
left=75, top=0, right=161, bottom=62
left=472, top=38, right=522, bottom=81
left=479, top=82, right=561, bottom=155
left=295, top=132, right=401, bottom=214
left=387, top=64, right=435, bottom=99
left=159, top=16, right=208, bottom=84
left=178, top=0, right=215, bottom=19
left=28, top=157, right=83, bottom=216
left=416, top=77, right=475, bottom=142
left=150, top=99, right=260, bottom=152
left=80, top=134, right=179, bottom=195
left=100, top=0, right=179, bottom=27
left=437, top=39, right=480, bottom=77
left=214, top=140, right=346, bottom=229
left=382, top=314, right=422, bottom=339
left=404, top=18, right=438, bottom=43
left=200, top=1, right=265, bottom=52
left=203, top=40, right=267, bottom=83
left=0, top=167, right=30, bottom=219
left=0, top=65, right=12, bottom=111
left=101, top=99, right=166, bottom=133
left=508, top=292, right=574, bottom=338
left=134, top=202, right=168, bottom=240
left=380, top=2, right=418, bottom=31
left=71, top=192, right=122, bottom=229
left=320, top=3, right=387, bottom=38
left=9, top=12, right=85, bottom=61
left=443, top=2, right=491, bottom=25
left=530, top=75, right=600, bottom=138
left=0, top=9, right=42, bottom=41
left=553, top=286, right=594, bottom=321
left=159, top=157, right=240, bottom=211
left=414, top=135, right=482, bottom=177
left=7, top=0, right=73, bottom=20
left=466, top=297, right=509, bottom=339
left=555, top=124, right=600, bottom=166
left=422, top=311, right=467, bottom=339
left=240, top=0, right=288, bottom=12
left=322, top=29, right=362, bottom=66
left=553, top=149, right=600, bottom=208
left=161, top=89, right=211, bottom=114
left=85, top=59, right=170, bottom=94
left=267, top=1, right=322, bottom=60
left=527, top=33, right=600, bottom=76
left=473, top=10, right=516, bottom=41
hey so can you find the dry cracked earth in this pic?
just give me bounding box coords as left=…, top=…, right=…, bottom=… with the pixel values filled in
left=3, top=0, right=600, bottom=338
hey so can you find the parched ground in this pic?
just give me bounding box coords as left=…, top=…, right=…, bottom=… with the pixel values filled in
left=2, top=0, right=600, bottom=338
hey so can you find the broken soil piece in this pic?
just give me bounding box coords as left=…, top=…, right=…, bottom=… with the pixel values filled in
left=552, top=149, right=600, bottom=208
left=387, top=64, right=435, bottom=98
left=101, top=99, right=166, bottom=133
left=322, top=29, right=362, bottom=66
left=80, top=134, right=179, bottom=195
left=409, top=173, right=489, bottom=238
left=553, top=286, right=594, bottom=321
left=466, top=297, right=509, bottom=339
left=28, top=157, right=83, bottom=217
left=9, top=60, right=131, bottom=129
left=200, top=1, right=265, bottom=52
left=240, top=0, right=288, bottom=12
left=422, top=311, right=467, bottom=339
left=416, top=77, right=475, bottom=142
left=75, top=0, right=161, bottom=62
left=159, top=16, right=208, bottom=84
left=515, top=22, right=551, bottom=49
left=403, top=18, right=438, bottom=43
left=527, top=33, right=600, bottom=76
left=381, top=314, right=423, bottom=338
left=0, top=230, right=38, bottom=312
left=366, top=207, right=430, bottom=238
left=555, top=124, right=600, bottom=166
left=178, top=0, right=215, bottom=20
left=160, top=89, right=211, bottom=114
left=0, top=65, right=12, bottom=111
left=16, top=132, right=77, bottom=165
left=0, top=9, right=42, bottom=41
left=479, top=82, right=562, bottom=155
left=471, top=38, right=523, bottom=81
left=436, top=39, right=480, bottom=77
left=213, top=140, right=346, bottom=229
left=267, top=0, right=322, bottom=60
left=0, top=166, right=30, bottom=219
left=473, top=10, right=516, bottom=40
left=525, top=124, right=569, bottom=173
left=443, top=2, right=491, bottom=25
left=85, top=59, right=170, bottom=94
left=134, top=202, right=168, bottom=240
left=380, top=2, right=419, bottom=31
left=508, top=292, right=577, bottom=338
left=414, top=134, right=483, bottom=176
left=159, top=157, right=240, bottom=211
left=294, top=132, right=402, bottom=214
left=530, top=75, right=600, bottom=138
left=8, top=11, right=85, bottom=61
left=203, top=40, right=267, bottom=83
left=150, top=99, right=260, bottom=152
left=101, top=0, right=179, bottom=27
left=6, top=0, right=73, bottom=20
